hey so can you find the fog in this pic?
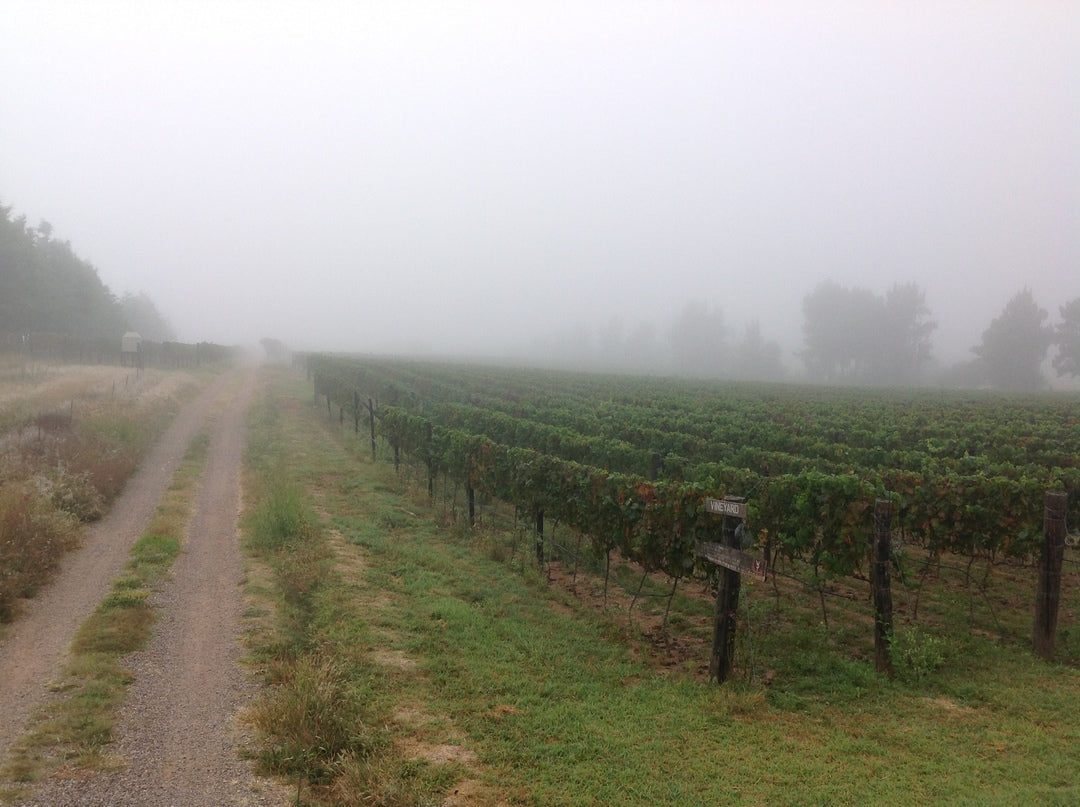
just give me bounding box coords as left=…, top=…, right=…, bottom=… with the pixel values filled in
left=2, top=2, right=1077, bottom=373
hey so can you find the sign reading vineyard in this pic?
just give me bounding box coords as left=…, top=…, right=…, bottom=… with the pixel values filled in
left=704, top=497, right=748, bottom=519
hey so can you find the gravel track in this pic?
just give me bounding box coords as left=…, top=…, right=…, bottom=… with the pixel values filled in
left=1, top=365, right=288, bottom=806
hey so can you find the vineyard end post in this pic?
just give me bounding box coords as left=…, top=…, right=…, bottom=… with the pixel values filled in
left=1033, top=490, right=1067, bottom=660
left=426, top=421, right=434, bottom=498
left=872, top=499, right=895, bottom=678
left=709, top=497, right=745, bottom=684
left=368, top=398, right=377, bottom=458
left=535, top=508, right=545, bottom=567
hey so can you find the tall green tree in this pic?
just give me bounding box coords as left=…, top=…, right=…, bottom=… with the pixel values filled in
left=734, top=321, right=785, bottom=381
left=876, top=282, right=936, bottom=385
left=972, top=289, right=1052, bottom=390
left=800, top=280, right=873, bottom=382
left=666, top=301, right=728, bottom=376
left=0, top=205, right=125, bottom=338
left=800, top=280, right=935, bottom=385
left=120, top=292, right=176, bottom=342
left=1052, top=297, right=1080, bottom=379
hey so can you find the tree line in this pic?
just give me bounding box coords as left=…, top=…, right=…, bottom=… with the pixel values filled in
left=0, top=203, right=174, bottom=343
left=537, top=282, right=1078, bottom=391
left=802, top=281, right=1079, bottom=390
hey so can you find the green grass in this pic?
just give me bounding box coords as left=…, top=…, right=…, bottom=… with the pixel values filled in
left=0, top=432, right=208, bottom=799
left=242, top=384, right=454, bottom=805
left=241, top=367, right=1080, bottom=806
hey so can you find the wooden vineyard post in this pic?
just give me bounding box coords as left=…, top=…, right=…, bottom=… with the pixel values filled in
left=353, top=391, right=360, bottom=434
left=535, top=512, right=544, bottom=566
left=1033, top=490, right=1068, bottom=660
left=712, top=502, right=742, bottom=683
left=871, top=499, right=895, bottom=678
left=695, top=496, right=761, bottom=685
left=426, top=421, right=434, bottom=498
left=367, top=398, right=377, bottom=459
left=467, top=485, right=476, bottom=527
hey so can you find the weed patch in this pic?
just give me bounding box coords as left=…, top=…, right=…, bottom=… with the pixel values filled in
left=0, top=484, right=80, bottom=620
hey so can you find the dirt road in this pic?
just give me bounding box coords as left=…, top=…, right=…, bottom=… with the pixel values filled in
left=0, top=365, right=287, bottom=805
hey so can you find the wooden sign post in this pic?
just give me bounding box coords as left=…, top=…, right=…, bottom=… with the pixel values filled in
left=696, top=496, right=761, bottom=684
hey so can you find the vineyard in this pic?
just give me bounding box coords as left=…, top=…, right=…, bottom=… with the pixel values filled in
left=306, top=353, right=1080, bottom=675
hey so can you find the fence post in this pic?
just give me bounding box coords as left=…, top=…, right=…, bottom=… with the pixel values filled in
left=467, top=485, right=476, bottom=527
left=872, top=499, right=895, bottom=678
left=535, top=508, right=545, bottom=567
left=368, top=398, right=377, bottom=459
left=1033, top=491, right=1068, bottom=659
left=426, top=421, right=434, bottom=498
left=709, top=498, right=745, bottom=684
left=353, top=390, right=360, bottom=435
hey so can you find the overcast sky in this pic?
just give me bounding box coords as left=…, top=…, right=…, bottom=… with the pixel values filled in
left=2, top=1, right=1077, bottom=366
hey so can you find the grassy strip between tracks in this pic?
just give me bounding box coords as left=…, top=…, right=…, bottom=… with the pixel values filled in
left=243, top=367, right=1080, bottom=806
left=0, top=431, right=210, bottom=800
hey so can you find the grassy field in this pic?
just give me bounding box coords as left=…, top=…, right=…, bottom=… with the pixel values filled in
left=243, top=367, right=1080, bottom=806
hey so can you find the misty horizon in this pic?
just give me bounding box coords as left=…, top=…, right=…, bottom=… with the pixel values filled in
left=2, top=3, right=1077, bottom=376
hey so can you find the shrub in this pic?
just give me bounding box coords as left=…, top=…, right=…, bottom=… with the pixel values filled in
left=891, top=625, right=950, bottom=682
left=0, top=484, right=80, bottom=621
left=34, top=465, right=106, bottom=521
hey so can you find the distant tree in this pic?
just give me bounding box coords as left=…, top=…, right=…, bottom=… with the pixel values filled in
left=0, top=204, right=125, bottom=338
left=666, top=301, right=727, bottom=376
left=1052, top=297, right=1080, bottom=379
left=875, top=282, right=936, bottom=385
left=800, top=280, right=935, bottom=385
left=734, top=321, right=784, bottom=381
left=0, top=207, right=36, bottom=333
left=972, top=289, right=1052, bottom=389
left=260, top=337, right=289, bottom=363
left=120, top=292, right=176, bottom=342
left=622, top=321, right=662, bottom=372
left=800, top=281, right=876, bottom=382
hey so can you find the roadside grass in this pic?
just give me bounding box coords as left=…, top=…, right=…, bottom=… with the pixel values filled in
left=247, top=368, right=1080, bottom=805
left=0, top=431, right=209, bottom=799
left=242, top=381, right=458, bottom=805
